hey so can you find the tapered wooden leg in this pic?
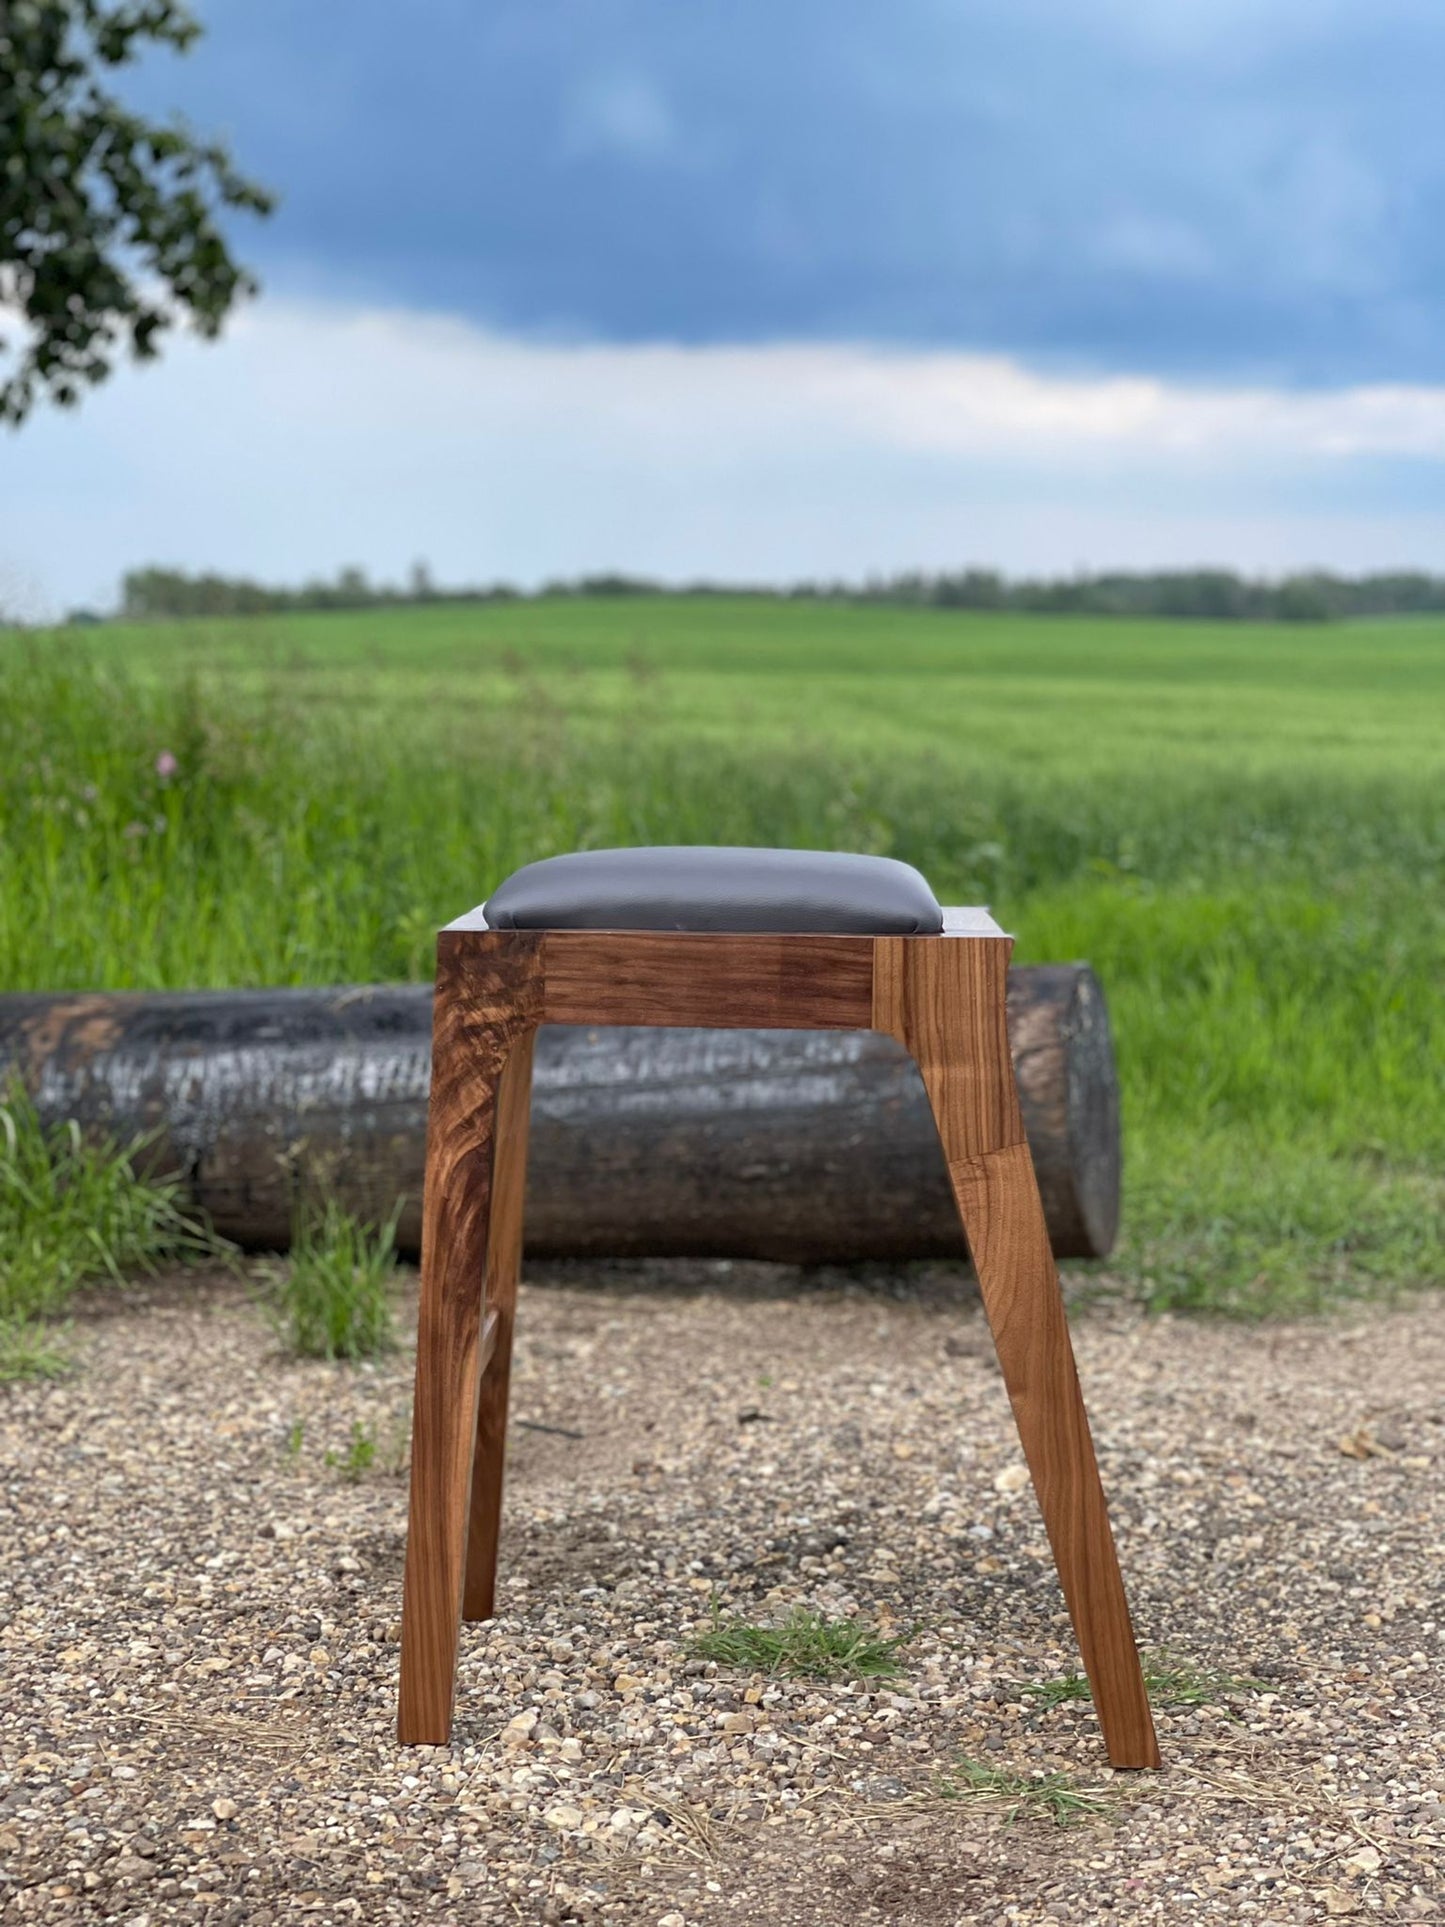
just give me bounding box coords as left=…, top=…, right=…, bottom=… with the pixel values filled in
left=398, top=934, right=542, bottom=1746
left=950, top=1139, right=1159, bottom=1766
left=463, top=1029, right=536, bottom=1621
left=875, top=936, right=1160, bottom=1769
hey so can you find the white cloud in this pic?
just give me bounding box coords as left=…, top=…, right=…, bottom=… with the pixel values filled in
left=824, top=351, right=1445, bottom=458
left=2, top=296, right=1443, bottom=616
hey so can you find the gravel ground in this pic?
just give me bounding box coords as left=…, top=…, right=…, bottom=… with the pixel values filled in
left=2, top=1259, right=1443, bottom=1926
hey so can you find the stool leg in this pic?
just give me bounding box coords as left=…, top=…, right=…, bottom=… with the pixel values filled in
left=878, top=936, right=1159, bottom=1769
left=399, top=1007, right=536, bottom=1745
left=946, top=1139, right=1160, bottom=1768
left=463, top=1029, right=536, bottom=1620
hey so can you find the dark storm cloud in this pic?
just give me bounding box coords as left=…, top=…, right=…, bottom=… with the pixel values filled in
left=123, top=0, right=1445, bottom=381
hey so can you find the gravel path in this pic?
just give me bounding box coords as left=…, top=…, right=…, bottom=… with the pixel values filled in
left=3, top=1261, right=1443, bottom=1925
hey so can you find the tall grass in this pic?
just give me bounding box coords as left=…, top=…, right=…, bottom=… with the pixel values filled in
left=1, top=611, right=1441, bottom=1316
left=0, top=1083, right=221, bottom=1374
left=268, top=1197, right=400, bottom=1361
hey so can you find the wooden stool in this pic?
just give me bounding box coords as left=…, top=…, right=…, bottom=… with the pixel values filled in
left=398, top=847, right=1160, bottom=1768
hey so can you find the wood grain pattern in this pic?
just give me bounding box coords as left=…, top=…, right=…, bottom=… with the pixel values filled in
left=949, top=1142, right=1158, bottom=1767
left=397, top=936, right=542, bottom=1744
left=872, top=934, right=1022, bottom=1159
left=889, top=938, right=1160, bottom=1770
left=541, top=931, right=874, bottom=1029
left=463, top=1028, right=536, bottom=1621
left=478, top=1307, right=500, bottom=1377
left=397, top=917, right=1157, bottom=1767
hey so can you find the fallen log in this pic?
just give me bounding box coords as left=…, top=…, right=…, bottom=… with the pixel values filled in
left=0, top=965, right=1119, bottom=1262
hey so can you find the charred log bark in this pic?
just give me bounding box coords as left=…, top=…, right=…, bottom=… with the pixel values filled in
left=0, top=966, right=1119, bottom=1261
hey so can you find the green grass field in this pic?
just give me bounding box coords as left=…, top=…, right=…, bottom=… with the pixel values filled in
left=2, top=596, right=1441, bottom=1314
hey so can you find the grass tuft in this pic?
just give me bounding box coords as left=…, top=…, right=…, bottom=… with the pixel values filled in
left=0, top=1315, right=72, bottom=1382
left=268, top=1197, right=400, bottom=1361
left=689, top=1602, right=910, bottom=1681
left=0, top=1083, right=225, bottom=1377
left=1023, top=1651, right=1264, bottom=1709
left=937, top=1759, right=1109, bottom=1825
left=324, top=1419, right=378, bottom=1483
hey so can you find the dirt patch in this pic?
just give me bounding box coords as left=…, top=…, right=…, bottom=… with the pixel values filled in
left=2, top=1260, right=1443, bottom=1923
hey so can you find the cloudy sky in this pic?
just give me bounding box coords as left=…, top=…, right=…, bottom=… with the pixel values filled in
left=5, top=0, right=1445, bottom=612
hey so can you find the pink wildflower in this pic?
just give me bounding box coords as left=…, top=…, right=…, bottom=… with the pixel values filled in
left=155, top=750, right=178, bottom=780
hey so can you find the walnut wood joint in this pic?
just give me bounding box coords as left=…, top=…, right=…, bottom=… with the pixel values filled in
left=871, top=933, right=1024, bottom=1161
left=398, top=914, right=1161, bottom=1769
left=477, top=1307, right=500, bottom=1377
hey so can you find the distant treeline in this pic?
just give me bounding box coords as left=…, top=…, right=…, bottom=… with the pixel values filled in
left=111, top=563, right=1445, bottom=625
